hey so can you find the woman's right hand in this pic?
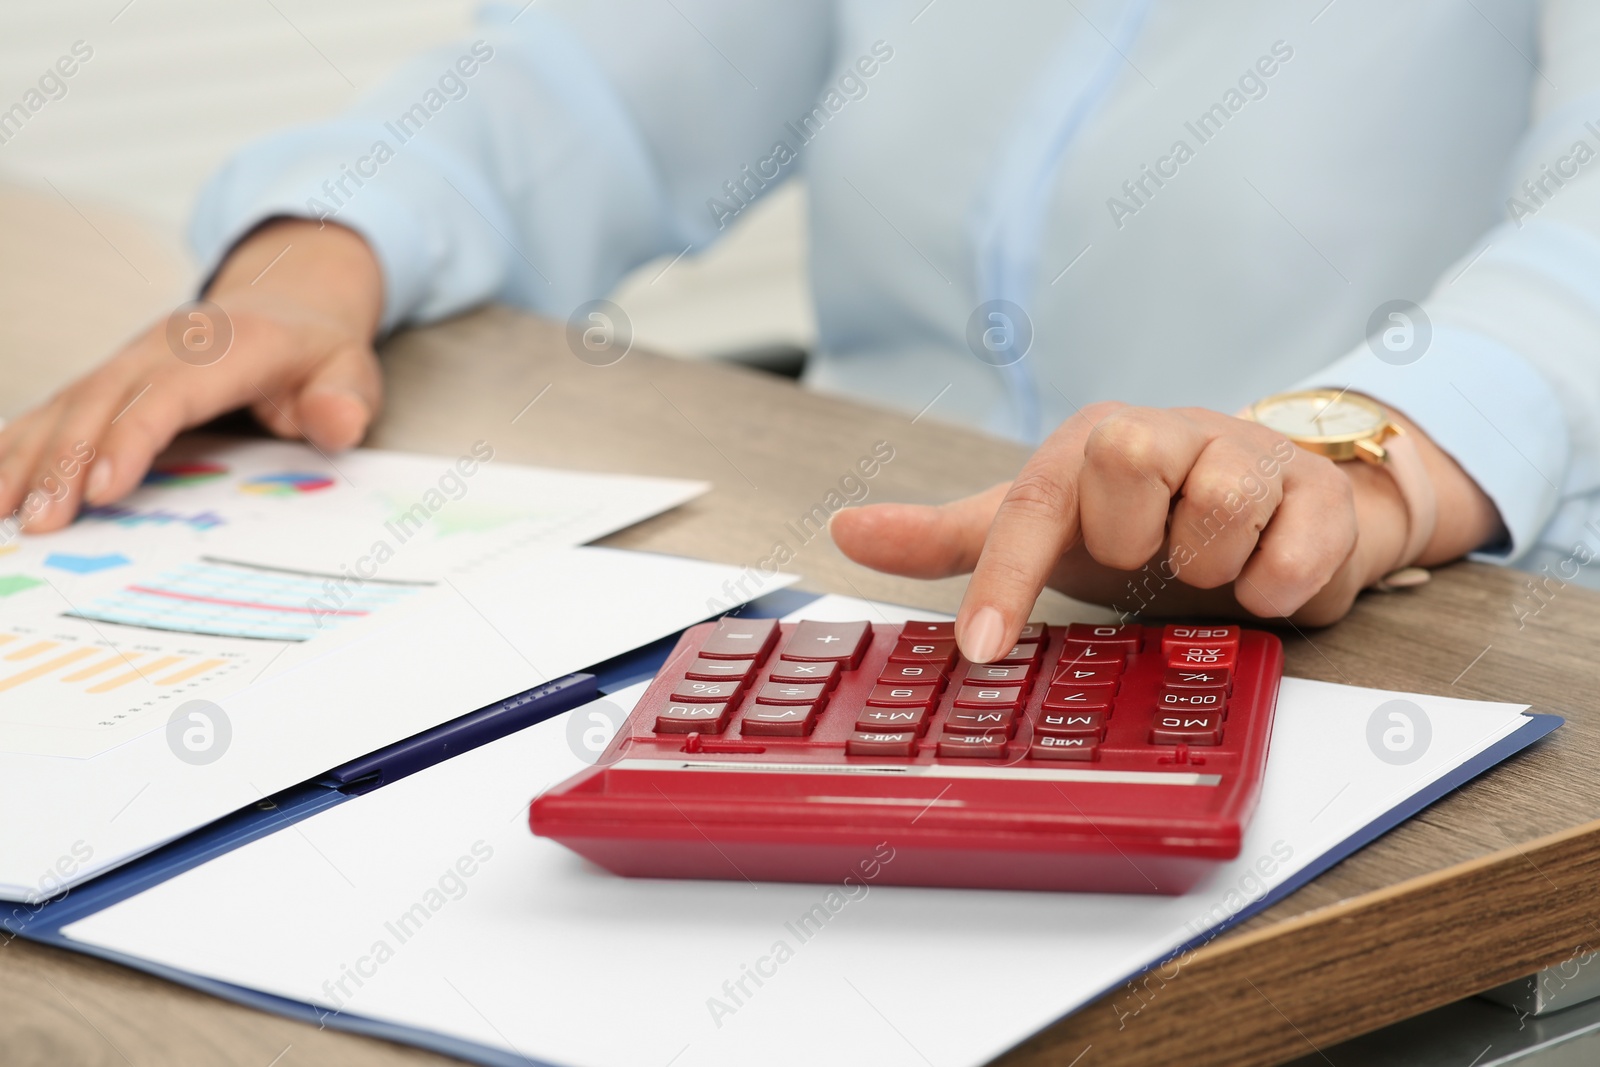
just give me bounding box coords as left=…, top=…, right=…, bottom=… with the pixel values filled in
left=0, top=218, right=386, bottom=532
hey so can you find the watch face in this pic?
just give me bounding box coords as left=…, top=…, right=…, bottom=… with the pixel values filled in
left=1251, top=390, right=1387, bottom=443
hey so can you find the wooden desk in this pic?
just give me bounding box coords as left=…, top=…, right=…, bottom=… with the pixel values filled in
left=1, top=304, right=1596, bottom=1067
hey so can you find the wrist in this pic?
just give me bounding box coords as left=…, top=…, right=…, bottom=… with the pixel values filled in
left=1381, top=406, right=1504, bottom=567
left=205, top=218, right=383, bottom=340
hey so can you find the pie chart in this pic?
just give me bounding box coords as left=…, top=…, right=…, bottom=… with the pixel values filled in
left=144, top=462, right=228, bottom=488
left=239, top=472, right=336, bottom=496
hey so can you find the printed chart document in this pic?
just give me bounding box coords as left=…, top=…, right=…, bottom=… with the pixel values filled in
left=60, top=597, right=1550, bottom=1067
left=0, top=435, right=753, bottom=901
left=0, top=434, right=705, bottom=759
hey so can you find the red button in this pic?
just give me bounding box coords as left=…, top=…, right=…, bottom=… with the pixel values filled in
left=963, top=663, right=1032, bottom=686
left=954, top=685, right=1024, bottom=709
left=1042, top=684, right=1114, bottom=711
left=1161, top=625, right=1239, bottom=658
left=1016, top=621, right=1049, bottom=643
left=865, top=684, right=938, bottom=708
left=846, top=730, right=918, bottom=757
left=1035, top=710, right=1107, bottom=737
left=888, top=637, right=957, bottom=670
left=1029, top=735, right=1097, bottom=761
left=1055, top=644, right=1126, bottom=672
left=756, top=682, right=827, bottom=707
left=1050, top=664, right=1121, bottom=689
left=769, top=660, right=841, bottom=686
left=879, top=662, right=946, bottom=687
left=1163, top=665, right=1231, bottom=692
left=685, top=657, right=756, bottom=682
left=655, top=702, right=731, bottom=734
left=699, top=618, right=778, bottom=660
left=944, top=707, right=1017, bottom=735
left=991, top=642, right=1043, bottom=667
left=1065, top=623, right=1142, bottom=651
left=669, top=679, right=743, bottom=703
left=1158, top=688, right=1227, bottom=714
left=781, top=620, right=872, bottom=666
left=741, top=704, right=818, bottom=737
left=856, top=705, right=931, bottom=733
left=1168, top=645, right=1236, bottom=670
left=936, top=734, right=1008, bottom=758
left=1151, top=712, right=1223, bottom=745
left=901, top=621, right=955, bottom=640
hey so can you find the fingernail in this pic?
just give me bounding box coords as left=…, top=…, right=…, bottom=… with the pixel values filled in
left=961, top=606, right=1006, bottom=663
left=86, top=460, right=113, bottom=504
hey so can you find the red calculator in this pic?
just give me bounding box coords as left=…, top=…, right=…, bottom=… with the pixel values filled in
left=530, top=618, right=1282, bottom=894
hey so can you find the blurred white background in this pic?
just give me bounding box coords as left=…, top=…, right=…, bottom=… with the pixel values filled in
left=0, top=0, right=814, bottom=367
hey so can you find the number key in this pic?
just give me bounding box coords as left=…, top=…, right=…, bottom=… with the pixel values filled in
left=880, top=662, right=944, bottom=687
left=963, top=663, right=1031, bottom=686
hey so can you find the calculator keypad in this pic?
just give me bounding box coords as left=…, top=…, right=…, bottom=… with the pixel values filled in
left=638, top=618, right=1268, bottom=765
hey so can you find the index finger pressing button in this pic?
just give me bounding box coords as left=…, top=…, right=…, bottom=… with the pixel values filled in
left=700, top=617, right=779, bottom=660
left=781, top=620, right=872, bottom=666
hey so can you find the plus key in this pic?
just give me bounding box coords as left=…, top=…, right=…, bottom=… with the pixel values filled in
left=780, top=621, right=872, bottom=667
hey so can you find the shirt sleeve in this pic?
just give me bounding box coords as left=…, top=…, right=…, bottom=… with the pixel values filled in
left=1295, top=0, right=1600, bottom=563
left=188, top=0, right=835, bottom=333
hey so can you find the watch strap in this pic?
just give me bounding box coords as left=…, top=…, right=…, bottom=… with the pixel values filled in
left=1379, top=426, right=1438, bottom=569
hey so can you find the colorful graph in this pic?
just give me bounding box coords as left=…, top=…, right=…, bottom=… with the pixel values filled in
left=0, top=575, right=43, bottom=598
left=144, top=462, right=229, bottom=488
left=67, top=557, right=427, bottom=641
left=44, top=552, right=131, bottom=575
left=0, top=629, right=236, bottom=696
left=80, top=504, right=226, bottom=531
left=240, top=472, right=336, bottom=496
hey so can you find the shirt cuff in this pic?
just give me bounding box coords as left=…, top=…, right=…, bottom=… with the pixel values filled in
left=188, top=121, right=444, bottom=336
left=1294, top=328, right=1568, bottom=562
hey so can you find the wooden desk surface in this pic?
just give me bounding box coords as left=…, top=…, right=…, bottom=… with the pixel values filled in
left=3, top=304, right=1597, bottom=1067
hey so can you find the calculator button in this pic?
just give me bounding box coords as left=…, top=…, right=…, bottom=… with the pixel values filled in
left=865, top=684, right=938, bottom=708
left=944, top=708, right=1017, bottom=735
left=1161, top=625, right=1240, bottom=657
left=756, top=682, right=827, bottom=707
left=781, top=621, right=872, bottom=666
left=901, top=621, right=955, bottom=640
left=963, top=663, right=1031, bottom=686
left=1065, top=623, right=1142, bottom=651
left=655, top=702, right=731, bottom=734
left=1029, top=734, right=1098, bottom=761
left=936, top=733, right=1009, bottom=758
left=1168, top=645, right=1236, bottom=670
left=769, top=660, right=841, bottom=686
left=856, top=706, right=931, bottom=733
left=1158, top=688, right=1227, bottom=714
left=1049, top=664, right=1121, bottom=689
left=669, top=679, right=743, bottom=703
left=846, top=730, right=918, bottom=757
left=685, top=657, right=756, bottom=682
left=1042, top=684, right=1114, bottom=711
left=1036, top=710, right=1107, bottom=738
left=879, top=662, right=946, bottom=687
left=741, top=704, right=818, bottom=737
left=953, top=685, right=1024, bottom=709
left=700, top=618, right=779, bottom=660
left=991, top=642, right=1043, bottom=667
left=888, top=638, right=958, bottom=670
left=1151, top=712, right=1223, bottom=745
left=1015, top=621, right=1049, bottom=643
left=1055, top=644, right=1125, bottom=672
left=1163, top=666, right=1231, bottom=692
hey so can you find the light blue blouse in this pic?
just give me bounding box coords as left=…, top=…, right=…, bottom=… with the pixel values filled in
left=191, top=0, right=1600, bottom=581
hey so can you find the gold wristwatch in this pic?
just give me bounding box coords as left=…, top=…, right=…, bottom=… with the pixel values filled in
left=1244, top=389, right=1438, bottom=576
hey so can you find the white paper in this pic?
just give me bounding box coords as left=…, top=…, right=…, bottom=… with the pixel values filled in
left=62, top=597, right=1537, bottom=1067
left=0, top=435, right=705, bottom=758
